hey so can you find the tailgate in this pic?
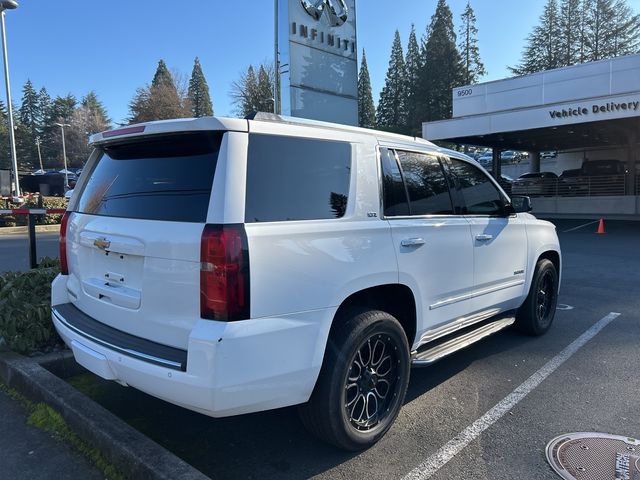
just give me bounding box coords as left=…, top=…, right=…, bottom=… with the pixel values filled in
left=65, top=131, right=224, bottom=349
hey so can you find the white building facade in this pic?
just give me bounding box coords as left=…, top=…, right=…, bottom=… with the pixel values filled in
left=423, top=54, right=640, bottom=219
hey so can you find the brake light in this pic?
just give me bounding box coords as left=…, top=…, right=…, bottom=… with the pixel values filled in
left=200, top=224, right=250, bottom=321
left=59, top=212, right=70, bottom=275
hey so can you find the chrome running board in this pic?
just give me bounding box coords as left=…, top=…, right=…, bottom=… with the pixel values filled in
left=411, top=316, right=515, bottom=366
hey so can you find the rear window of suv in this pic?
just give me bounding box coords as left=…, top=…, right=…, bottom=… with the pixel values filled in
left=74, top=132, right=223, bottom=223
left=245, top=134, right=351, bottom=222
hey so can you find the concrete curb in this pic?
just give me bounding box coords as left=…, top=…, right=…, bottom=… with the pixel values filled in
left=0, top=351, right=209, bottom=480
left=0, top=224, right=61, bottom=235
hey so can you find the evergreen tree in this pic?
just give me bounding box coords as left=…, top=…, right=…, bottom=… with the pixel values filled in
left=513, top=0, right=640, bottom=74
left=376, top=30, right=407, bottom=132
left=458, top=2, right=486, bottom=85
left=41, top=95, right=78, bottom=169
left=419, top=0, right=463, bottom=122
left=584, top=0, right=640, bottom=60
left=256, top=65, right=274, bottom=113
left=0, top=101, right=10, bottom=170
left=188, top=57, right=214, bottom=117
left=81, top=91, right=111, bottom=134
left=357, top=50, right=376, bottom=129
left=129, top=60, right=190, bottom=123
left=19, top=80, right=40, bottom=136
left=81, top=91, right=110, bottom=126
left=50, top=94, right=78, bottom=123
left=511, top=0, right=562, bottom=75
left=405, top=25, right=423, bottom=135
left=151, top=59, right=174, bottom=90
left=231, top=65, right=259, bottom=117
left=558, top=0, right=583, bottom=66
left=18, top=80, right=40, bottom=170
left=37, top=88, right=52, bottom=132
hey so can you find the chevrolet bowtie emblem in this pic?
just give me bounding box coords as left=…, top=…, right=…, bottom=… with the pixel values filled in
left=301, top=0, right=349, bottom=27
left=94, top=238, right=111, bottom=250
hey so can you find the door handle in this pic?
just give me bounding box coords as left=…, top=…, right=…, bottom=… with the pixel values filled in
left=475, top=234, right=493, bottom=242
left=401, top=237, right=426, bottom=247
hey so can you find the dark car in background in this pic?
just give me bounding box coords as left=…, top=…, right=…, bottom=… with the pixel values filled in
left=559, top=159, right=627, bottom=196
left=512, top=172, right=558, bottom=196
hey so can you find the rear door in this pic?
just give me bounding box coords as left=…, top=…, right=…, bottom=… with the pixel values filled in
left=382, top=148, right=475, bottom=343
left=66, top=131, right=225, bottom=349
left=445, top=157, right=528, bottom=313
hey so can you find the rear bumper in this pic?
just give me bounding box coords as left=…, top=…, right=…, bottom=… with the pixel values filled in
left=51, top=275, right=334, bottom=418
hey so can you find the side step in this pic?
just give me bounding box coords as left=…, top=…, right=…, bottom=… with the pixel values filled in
left=412, top=316, right=515, bottom=366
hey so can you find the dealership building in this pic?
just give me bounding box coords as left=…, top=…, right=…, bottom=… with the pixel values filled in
left=423, top=54, right=640, bottom=219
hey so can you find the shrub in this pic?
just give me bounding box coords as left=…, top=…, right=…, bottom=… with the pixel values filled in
left=0, top=258, right=64, bottom=354
left=15, top=196, right=67, bottom=226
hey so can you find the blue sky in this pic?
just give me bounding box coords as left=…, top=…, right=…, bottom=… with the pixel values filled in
left=2, top=0, right=622, bottom=125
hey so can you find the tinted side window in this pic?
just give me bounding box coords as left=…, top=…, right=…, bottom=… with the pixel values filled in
left=245, top=134, right=351, bottom=222
left=448, top=158, right=505, bottom=215
left=396, top=151, right=453, bottom=215
left=380, top=148, right=410, bottom=217
left=75, top=132, right=222, bottom=223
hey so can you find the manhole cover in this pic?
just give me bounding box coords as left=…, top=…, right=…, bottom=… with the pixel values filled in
left=546, top=432, right=640, bottom=480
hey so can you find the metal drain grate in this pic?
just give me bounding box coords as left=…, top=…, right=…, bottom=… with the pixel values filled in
left=546, top=432, right=640, bottom=480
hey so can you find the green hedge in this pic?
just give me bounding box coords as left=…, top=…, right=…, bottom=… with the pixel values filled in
left=0, top=258, right=64, bottom=354
left=0, top=196, right=67, bottom=227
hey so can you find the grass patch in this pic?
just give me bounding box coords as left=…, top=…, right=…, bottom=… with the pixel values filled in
left=0, top=382, right=124, bottom=480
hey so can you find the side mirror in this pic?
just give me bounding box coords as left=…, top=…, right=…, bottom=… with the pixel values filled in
left=510, top=195, right=532, bottom=213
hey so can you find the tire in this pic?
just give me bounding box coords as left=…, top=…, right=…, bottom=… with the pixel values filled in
left=515, top=259, right=559, bottom=336
left=298, top=309, right=410, bottom=451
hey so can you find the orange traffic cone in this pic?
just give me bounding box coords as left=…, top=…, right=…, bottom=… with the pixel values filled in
left=597, top=218, right=606, bottom=234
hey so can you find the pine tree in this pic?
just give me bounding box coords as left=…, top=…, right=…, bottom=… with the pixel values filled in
left=357, top=50, right=376, bottom=129
left=376, top=30, right=407, bottom=132
left=558, top=0, right=583, bottom=66
left=81, top=91, right=111, bottom=133
left=420, top=0, right=463, bottom=122
left=0, top=101, right=9, bottom=170
left=129, top=60, right=190, bottom=123
left=511, top=0, right=562, bottom=75
left=151, top=59, right=174, bottom=90
left=231, top=65, right=259, bottom=117
left=19, top=80, right=40, bottom=136
left=37, top=88, right=52, bottom=132
left=584, top=0, right=640, bottom=60
left=405, top=25, right=423, bottom=135
left=17, top=80, right=40, bottom=170
left=188, top=57, right=214, bottom=117
left=256, top=65, right=274, bottom=113
left=458, top=2, right=486, bottom=85
left=513, top=0, right=639, bottom=73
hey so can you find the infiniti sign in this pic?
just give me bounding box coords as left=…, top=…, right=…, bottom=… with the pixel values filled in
left=301, top=0, right=348, bottom=27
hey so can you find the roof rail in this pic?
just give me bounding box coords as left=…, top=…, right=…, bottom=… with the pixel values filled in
left=246, top=111, right=434, bottom=145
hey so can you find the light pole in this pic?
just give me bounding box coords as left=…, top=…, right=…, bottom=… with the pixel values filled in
left=0, top=0, right=20, bottom=198
left=35, top=136, right=43, bottom=171
left=54, top=122, right=71, bottom=189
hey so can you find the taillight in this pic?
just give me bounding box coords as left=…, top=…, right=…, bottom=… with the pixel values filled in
left=200, top=224, right=250, bottom=321
left=59, top=212, right=70, bottom=275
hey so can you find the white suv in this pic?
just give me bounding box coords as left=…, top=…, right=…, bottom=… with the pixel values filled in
left=52, top=114, right=561, bottom=450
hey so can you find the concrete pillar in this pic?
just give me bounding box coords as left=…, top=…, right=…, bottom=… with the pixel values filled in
left=492, top=148, right=502, bottom=180
left=530, top=151, right=541, bottom=173
left=626, top=132, right=638, bottom=196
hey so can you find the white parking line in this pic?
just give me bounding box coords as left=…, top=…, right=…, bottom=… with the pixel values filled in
left=402, top=312, right=621, bottom=480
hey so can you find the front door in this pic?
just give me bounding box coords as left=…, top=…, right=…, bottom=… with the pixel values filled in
left=446, top=158, right=528, bottom=314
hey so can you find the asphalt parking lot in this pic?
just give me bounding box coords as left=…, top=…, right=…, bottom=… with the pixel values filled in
left=0, top=231, right=59, bottom=272
left=50, top=219, right=639, bottom=480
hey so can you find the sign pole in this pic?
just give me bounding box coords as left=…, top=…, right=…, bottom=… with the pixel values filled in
left=274, top=0, right=280, bottom=114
